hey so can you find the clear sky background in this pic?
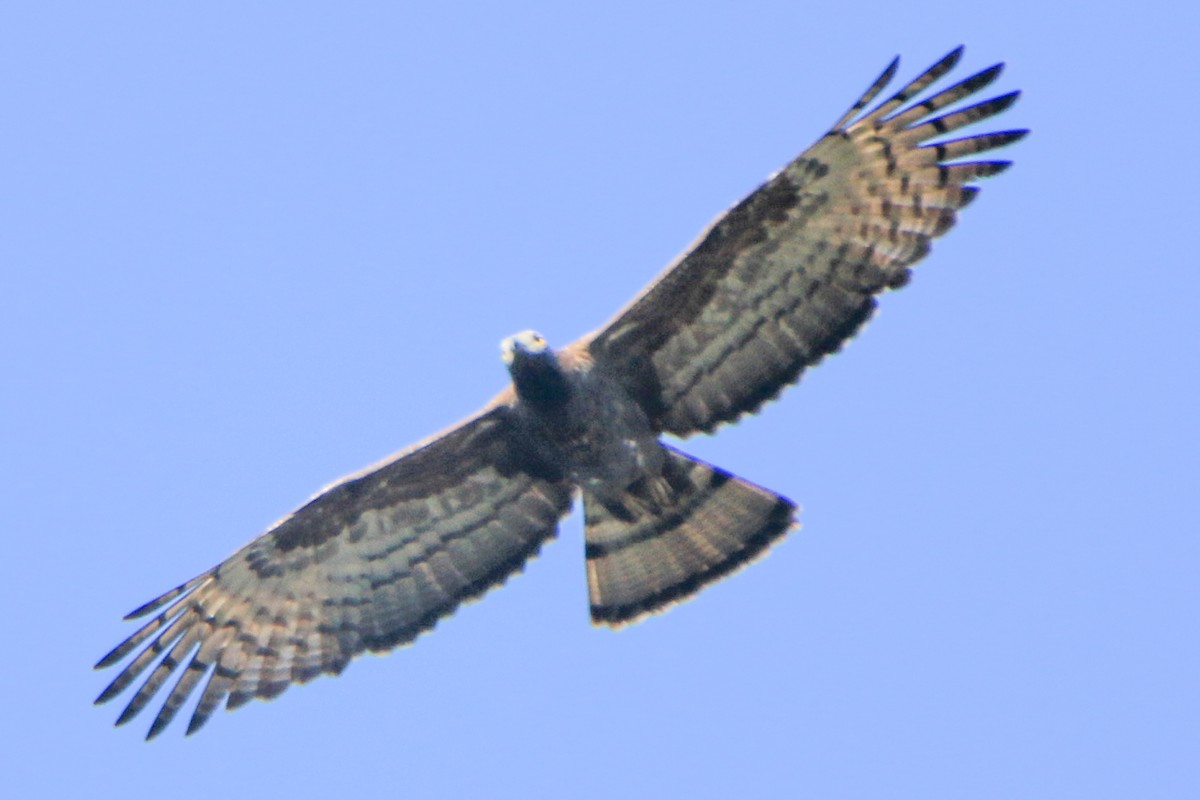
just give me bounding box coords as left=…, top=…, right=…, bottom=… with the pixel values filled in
left=3, top=2, right=1196, bottom=798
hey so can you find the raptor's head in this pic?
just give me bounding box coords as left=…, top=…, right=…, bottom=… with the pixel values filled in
left=500, top=330, right=568, bottom=408
left=500, top=329, right=550, bottom=366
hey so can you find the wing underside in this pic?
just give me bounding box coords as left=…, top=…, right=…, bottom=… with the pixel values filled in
left=95, top=405, right=574, bottom=738
left=587, top=47, right=1025, bottom=435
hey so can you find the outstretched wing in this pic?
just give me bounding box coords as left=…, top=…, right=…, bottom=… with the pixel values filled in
left=95, top=401, right=574, bottom=739
left=584, top=47, right=1026, bottom=436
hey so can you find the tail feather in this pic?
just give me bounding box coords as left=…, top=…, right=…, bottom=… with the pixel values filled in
left=584, top=445, right=797, bottom=626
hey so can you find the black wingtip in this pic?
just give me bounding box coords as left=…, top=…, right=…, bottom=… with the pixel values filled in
left=123, top=575, right=208, bottom=620
left=145, top=717, right=168, bottom=741
left=94, top=646, right=124, bottom=671
left=114, top=703, right=138, bottom=728
left=124, top=599, right=159, bottom=621
left=968, top=62, right=1005, bottom=91
left=94, top=680, right=120, bottom=705
left=940, top=45, right=965, bottom=72
left=184, top=713, right=208, bottom=737
left=989, top=90, right=1022, bottom=115
left=976, top=160, right=1014, bottom=177
left=995, top=128, right=1031, bottom=147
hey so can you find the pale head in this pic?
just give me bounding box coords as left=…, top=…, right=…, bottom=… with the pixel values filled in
left=500, top=330, right=549, bottom=366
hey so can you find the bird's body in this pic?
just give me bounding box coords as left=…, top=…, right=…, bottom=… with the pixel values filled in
left=502, top=330, right=797, bottom=622
left=503, top=332, right=661, bottom=502
left=97, top=47, right=1026, bottom=738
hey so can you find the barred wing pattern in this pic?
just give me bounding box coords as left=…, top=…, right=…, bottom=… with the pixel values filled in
left=97, top=47, right=1024, bottom=740
left=95, top=405, right=574, bottom=739
left=588, top=47, right=1026, bottom=436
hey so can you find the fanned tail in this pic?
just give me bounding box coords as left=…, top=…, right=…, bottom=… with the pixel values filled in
left=584, top=445, right=796, bottom=625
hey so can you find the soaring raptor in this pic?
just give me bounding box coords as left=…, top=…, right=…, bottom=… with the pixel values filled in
left=97, top=47, right=1025, bottom=738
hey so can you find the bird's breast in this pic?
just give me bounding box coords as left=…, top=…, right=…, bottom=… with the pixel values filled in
left=516, top=361, right=661, bottom=494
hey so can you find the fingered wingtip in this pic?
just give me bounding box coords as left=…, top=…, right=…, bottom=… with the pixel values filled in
left=992, top=89, right=1022, bottom=111
left=114, top=704, right=137, bottom=727
left=145, top=718, right=169, bottom=741
left=974, top=62, right=1005, bottom=85
left=94, top=646, right=123, bottom=671
left=124, top=600, right=159, bottom=621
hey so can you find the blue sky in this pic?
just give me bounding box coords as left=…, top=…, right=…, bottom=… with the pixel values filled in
left=3, top=2, right=1197, bottom=797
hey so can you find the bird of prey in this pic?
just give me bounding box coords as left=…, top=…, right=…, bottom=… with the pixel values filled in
left=96, top=47, right=1025, bottom=738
